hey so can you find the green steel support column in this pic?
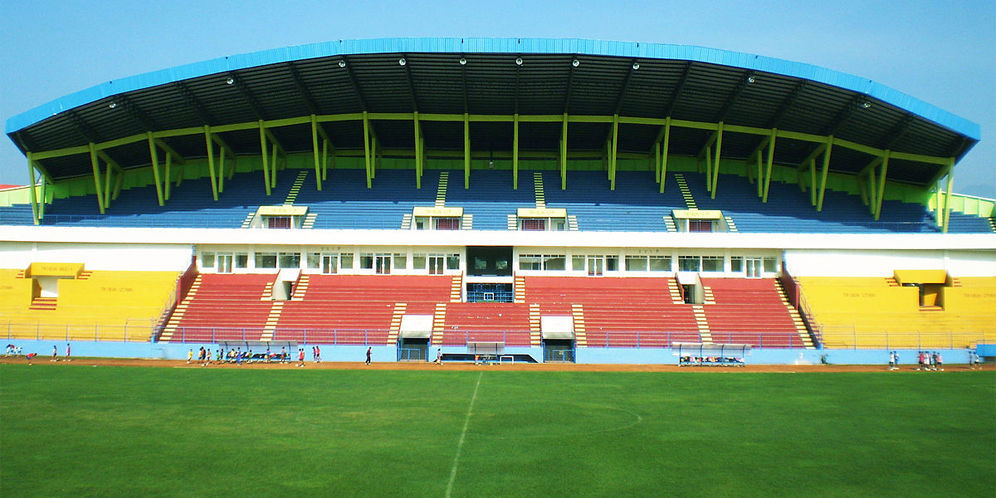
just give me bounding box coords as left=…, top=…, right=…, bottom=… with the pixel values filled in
left=561, top=113, right=568, bottom=189
left=363, top=111, right=372, bottom=188
left=26, top=153, right=39, bottom=224
left=38, top=175, right=47, bottom=219
left=710, top=122, right=724, bottom=199
left=165, top=153, right=173, bottom=200
left=322, top=139, right=329, bottom=182
left=816, top=137, right=834, bottom=211
left=413, top=111, right=421, bottom=189
left=809, top=159, right=817, bottom=206
left=704, top=145, right=712, bottom=192
left=653, top=142, right=661, bottom=183
left=87, top=143, right=106, bottom=214
left=311, top=115, right=322, bottom=191
left=271, top=146, right=279, bottom=188
left=204, top=126, right=219, bottom=201
left=763, top=132, right=776, bottom=203
left=218, top=147, right=227, bottom=193
left=867, top=167, right=877, bottom=215
left=513, top=114, right=519, bottom=189
left=755, top=151, right=763, bottom=197
left=943, top=165, right=955, bottom=233
left=259, top=122, right=271, bottom=196
left=103, top=161, right=113, bottom=208
left=464, top=112, right=471, bottom=189
left=659, top=117, right=671, bottom=193
left=147, top=133, right=164, bottom=206
left=371, top=132, right=379, bottom=180
left=610, top=114, right=619, bottom=190
left=874, top=152, right=889, bottom=220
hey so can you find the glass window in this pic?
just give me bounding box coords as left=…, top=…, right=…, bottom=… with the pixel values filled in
left=201, top=252, right=215, bottom=268
left=279, top=252, right=300, bottom=269
left=495, top=259, right=508, bottom=271
left=341, top=253, right=354, bottom=270
left=520, top=255, right=542, bottom=271
left=649, top=256, right=670, bottom=272
left=255, top=253, right=277, bottom=269
left=679, top=256, right=700, bottom=272
left=572, top=255, right=586, bottom=272
left=522, top=219, right=545, bottom=231
left=360, top=254, right=374, bottom=270
left=474, top=257, right=487, bottom=270
left=436, top=218, right=460, bottom=230
left=689, top=220, right=713, bottom=232
left=413, top=254, right=427, bottom=270
left=544, top=255, right=566, bottom=271
left=626, top=256, right=648, bottom=272
left=415, top=220, right=425, bottom=230
left=307, top=253, right=321, bottom=269
left=394, top=253, right=407, bottom=269
left=235, top=253, right=249, bottom=269
left=731, top=257, right=743, bottom=273
left=267, top=217, right=291, bottom=229
left=764, top=257, right=777, bottom=273
left=606, top=256, right=619, bottom=272
left=447, top=254, right=460, bottom=270
left=702, top=256, right=723, bottom=272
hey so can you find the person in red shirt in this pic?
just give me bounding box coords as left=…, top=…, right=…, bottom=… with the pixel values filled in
left=298, top=348, right=305, bottom=367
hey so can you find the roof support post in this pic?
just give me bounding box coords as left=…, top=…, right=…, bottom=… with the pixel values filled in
left=464, top=112, right=471, bottom=189
left=87, top=143, right=106, bottom=214
left=704, top=145, right=713, bottom=192
left=710, top=122, right=724, bottom=199
left=659, top=117, right=671, bottom=193
left=362, top=111, right=372, bottom=189
left=259, top=121, right=272, bottom=196
left=610, top=114, right=619, bottom=190
left=816, top=136, right=834, bottom=211
left=311, top=115, right=322, bottom=192
left=561, top=113, right=568, bottom=190
left=217, top=146, right=227, bottom=194
left=513, top=114, right=519, bottom=190
left=874, top=151, right=890, bottom=220
left=867, top=167, right=877, bottom=215
left=413, top=111, right=422, bottom=189
left=148, top=133, right=165, bottom=206
left=103, top=158, right=114, bottom=208
left=809, top=159, right=817, bottom=206
left=321, top=139, right=330, bottom=182
left=38, top=176, right=47, bottom=220
left=371, top=131, right=379, bottom=180
left=754, top=148, right=763, bottom=197
left=763, top=130, right=776, bottom=203
left=164, top=152, right=173, bottom=200
left=26, top=153, right=39, bottom=225
left=942, top=163, right=955, bottom=234
left=270, top=142, right=279, bottom=189
left=204, top=126, right=219, bottom=201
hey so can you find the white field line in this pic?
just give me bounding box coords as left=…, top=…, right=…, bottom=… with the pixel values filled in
left=445, top=371, right=483, bottom=498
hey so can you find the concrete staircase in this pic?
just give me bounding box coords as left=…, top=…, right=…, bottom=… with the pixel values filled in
left=160, top=274, right=202, bottom=343
left=571, top=304, right=587, bottom=347
left=692, top=304, right=712, bottom=343
left=386, top=303, right=407, bottom=345
left=774, top=280, right=814, bottom=349
left=260, top=302, right=284, bottom=342
left=431, top=303, right=447, bottom=345
left=529, top=303, right=542, bottom=346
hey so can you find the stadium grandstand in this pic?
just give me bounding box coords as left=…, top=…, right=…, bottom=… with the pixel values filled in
left=2, top=38, right=994, bottom=364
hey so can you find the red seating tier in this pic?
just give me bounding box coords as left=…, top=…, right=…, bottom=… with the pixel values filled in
left=439, top=302, right=532, bottom=346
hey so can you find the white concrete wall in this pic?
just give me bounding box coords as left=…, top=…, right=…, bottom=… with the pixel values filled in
left=0, top=242, right=192, bottom=271
left=784, top=249, right=996, bottom=278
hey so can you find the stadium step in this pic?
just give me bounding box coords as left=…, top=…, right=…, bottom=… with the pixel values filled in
left=431, top=303, right=447, bottom=345
left=450, top=275, right=463, bottom=302
left=663, top=216, right=678, bottom=232
left=435, top=171, right=449, bottom=208
left=260, top=301, right=284, bottom=341
left=28, top=297, right=57, bottom=311
left=160, top=274, right=202, bottom=343
left=533, top=172, right=546, bottom=209
left=692, top=305, right=712, bottom=343
left=386, top=303, right=407, bottom=345
left=78, top=271, right=92, bottom=280
left=724, top=216, right=739, bottom=232
left=291, top=274, right=310, bottom=301
left=240, top=213, right=255, bottom=228
left=775, top=279, right=815, bottom=349
left=514, top=276, right=526, bottom=303
left=15, top=270, right=26, bottom=279
left=989, top=216, right=996, bottom=233
left=529, top=303, right=542, bottom=345
left=675, top=174, right=697, bottom=210
left=567, top=215, right=579, bottom=231
left=301, top=213, right=317, bottom=229
left=261, top=282, right=275, bottom=301
left=283, top=170, right=309, bottom=205
left=461, top=214, right=473, bottom=230
left=702, top=286, right=716, bottom=305
left=667, top=278, right=684, bottom=304
left=571, top=304, right=587, bottom=347
left=885, top=277, right=900, bottom=287
left=507, top=214, right=518, bottom=230
left=401, top=213, right=413, bottom=230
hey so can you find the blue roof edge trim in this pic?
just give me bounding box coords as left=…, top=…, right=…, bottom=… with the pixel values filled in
left=6, top=37, right=981, bottom=142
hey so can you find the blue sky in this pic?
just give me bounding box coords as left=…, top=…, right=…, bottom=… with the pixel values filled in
left=1, top=0, right=992, bottom=197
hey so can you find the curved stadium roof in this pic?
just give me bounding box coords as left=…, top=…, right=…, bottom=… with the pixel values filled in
left=5, top=38, right=980, bottom=187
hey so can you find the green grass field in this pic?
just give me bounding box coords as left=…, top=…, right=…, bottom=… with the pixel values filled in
left=1, top=364, right=993, bottom=497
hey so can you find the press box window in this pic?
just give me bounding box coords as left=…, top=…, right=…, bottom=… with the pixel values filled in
left=255, top=253, right=277, bottom=269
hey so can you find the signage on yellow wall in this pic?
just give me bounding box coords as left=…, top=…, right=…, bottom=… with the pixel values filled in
left=28, top=262, right=84, bottom=277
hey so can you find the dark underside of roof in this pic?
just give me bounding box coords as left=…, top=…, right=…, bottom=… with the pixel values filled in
left=8, top=52, right=976, bottom=185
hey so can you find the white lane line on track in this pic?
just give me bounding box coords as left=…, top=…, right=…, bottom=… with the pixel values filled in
left=445, top=371, right=483, bottom=498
